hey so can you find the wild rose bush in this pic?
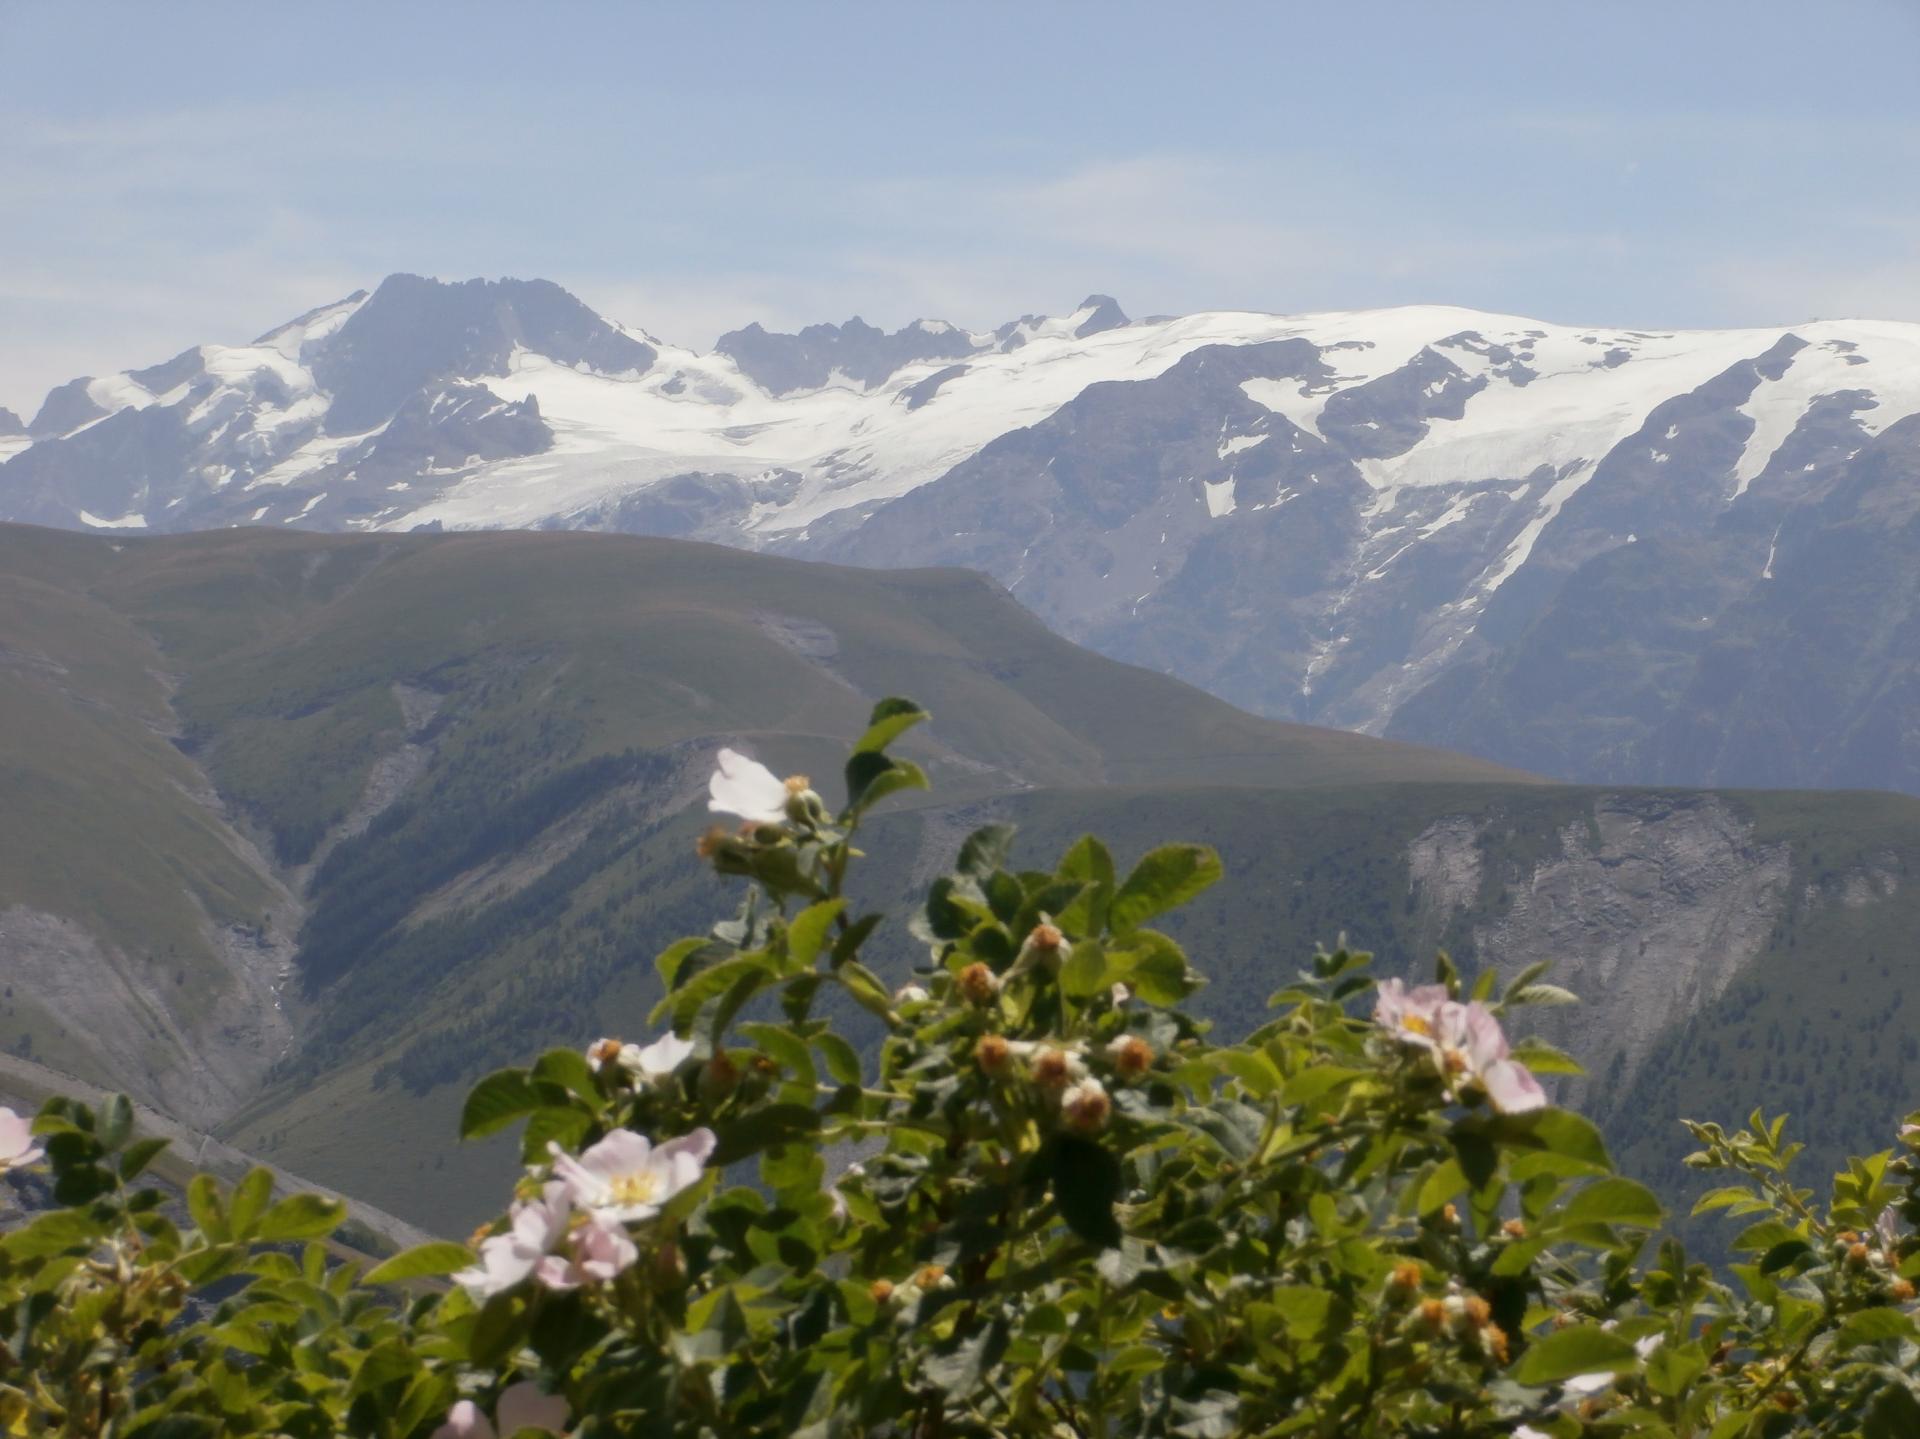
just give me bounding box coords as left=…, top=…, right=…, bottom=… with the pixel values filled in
left=7, top=698, right=1920, bottom=1435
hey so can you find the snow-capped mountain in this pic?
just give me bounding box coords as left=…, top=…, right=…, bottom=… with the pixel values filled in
left=8, top=273, right=1920, bottom=792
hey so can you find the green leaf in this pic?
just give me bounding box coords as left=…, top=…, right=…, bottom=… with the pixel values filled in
left=741, top=1022, right=817, bottom=1085
left=1866, top=1383, right=1920, bottom=1439
left=813, top=1032, right=863, bottom=1087
left=957, top=823, right=1018, bottom=879
left=1056, top=834, right=1115, bottom=890
left=1049, top=1135, right=1122, bottom=1248
left=845, top=751, right=931, bottom=812
left=1511, top=1325, right=1639, bottom=1384
left=1838, top=1307, right=1916, bottom=1348
left=1476, top=1108, right=1613, bottom=1174
left=1506, top=983, right=1580, bottom=1007
left=711, top=1103, right=822, bottom=1166
left=787, top=898, right=845, bottom=969
left=1263, top=1285, right=1334, bottom=1339
left=1109, top=929, right=1197, bottom=1005
left=1758, top=1238, right=1812, bottom=1274
left=851, top=697, right=929, bottom=755
left=1059, top=938, right=1111, bottom=998
left=348, top=1337, right=419, bottom=1399
left=365, top=1241, right=477, bottom=1285
left=118, top=1135, right=169, bottom=1182
left=830, top=911, right=882, bottom=968
left=649, top=952, right=773, bottom=1029
left=187, top=1172, right=229, bottom=1242
left=460, top=1069, right=544, bottom=1140
left=1560, top=1177, right=1663, bottom=1229
left=255, top=1192, right=346, bottom=1242
left=532, top=1047, right=600, bottom=1103
left=229, top=1166, right=273, bottom=1239
left=97, top=1093, right=133, bottom=1151
left=1109, top=845, right=1222, bottom=933
left=1691, top=1184, right=1758, bottom=1216
left=838, top=960, right=895, bottom=1019
left=923, top=1319, right=1009, bottom=1396
left=1218, top=1049, right=1283, bottom=1098
left=1644, top=1341, right=1705, bottom=1396
left=4, top=1208, right=104, bottom=1259
left=1281, top=1065, right=1367, bottom=1107
left=657, top=936, right=722, bottom=989
left=1508, top=1037, right=1585, bottom=1076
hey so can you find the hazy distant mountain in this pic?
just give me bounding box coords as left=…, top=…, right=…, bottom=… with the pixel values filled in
left=7, top=275, right=1920, bottom=794
left=7, top=522, right=1920, bottom=1233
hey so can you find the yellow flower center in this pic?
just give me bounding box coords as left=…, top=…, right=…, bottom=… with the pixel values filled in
left=608, top=1170, right=663, bottom=1207
left=1401, top=1014, right=1433, bottom=1038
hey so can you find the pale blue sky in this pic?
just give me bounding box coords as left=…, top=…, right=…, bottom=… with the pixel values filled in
left=4, top=0, right=1917, bottom=415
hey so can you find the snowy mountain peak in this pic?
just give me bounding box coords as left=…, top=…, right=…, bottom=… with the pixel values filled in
left=8, top=279, right=1920, bottom=794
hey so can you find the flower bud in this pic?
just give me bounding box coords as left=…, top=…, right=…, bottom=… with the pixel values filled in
left=1891, top=1278, right=1917, bottom=1303
left=1417, top=1298, right=1447, bottom=1333
left=916, top=1264, right=950, bottom=1290
left=893, top=983, right=929, bottom=1005
left=869, top=1279, right=894, bottom=1305
left=1386, top=1262, right=1422, bottom=1300
left=1106, top=1034, right=1154, bottom=1081
left=781, top=775, right=826, bottom=825
left=975, top=1034, right=1014, bottom=1078
left=957, top=962, right=1000, bottom=1005
left=1501, top=1218, right=1527, bottom=1239
left=1462, top=1294, right=1492, bottom=1330
left=700, top=1050, right=740, bottom=1101
left=1481, top=1322, right=1510, bottom=1364
left=585, top=1037, right=624, bottom=1072
left=1110, top=982, right=1133, bottom=1007
left=1440, top=1203, right=1460, bottom=1230
left=1848, top=1242, right=1872, bottom=1270
left=1020, top=922, right=1071, bottom=973
left=1061, top=1077, right=1111, bottom=1133
left=1031, top=1046, right=1082, bottom=1092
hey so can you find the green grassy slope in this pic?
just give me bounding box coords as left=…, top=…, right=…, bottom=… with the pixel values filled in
left=0, top=528, right=288, bottom=1107
left=6, top=522, right=1920, bottom=1239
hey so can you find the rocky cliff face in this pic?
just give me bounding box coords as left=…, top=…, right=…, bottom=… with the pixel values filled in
left=1407, top=795, right=1797, bottom=1106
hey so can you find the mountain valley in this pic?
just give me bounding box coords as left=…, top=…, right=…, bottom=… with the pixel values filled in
left=2, top=523, right=1918, bottom=1233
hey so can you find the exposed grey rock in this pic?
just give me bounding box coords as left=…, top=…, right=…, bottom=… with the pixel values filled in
left=312, top=274, right=654, bottom=434
left=128, top=347, right=207, bottom=395
left=715, top=315, right=978, bottom=395
left=28, top=377, right=106, bottom=438
left=1408, top=795, right=1794, bottom=1107
left=902, top=364, right=970, bottom=411
left=1073, top=294, right=1129, bottom=338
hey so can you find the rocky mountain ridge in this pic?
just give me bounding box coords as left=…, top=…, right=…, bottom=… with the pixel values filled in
left=7, top=276, right=1920, bottom=794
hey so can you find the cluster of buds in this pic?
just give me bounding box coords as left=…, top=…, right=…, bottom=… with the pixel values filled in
left=871, top=1263, right=956, bottom=1316
left=971, top=1036, right=1113, bottom=1132
left=1410, top=1284, right=1506, bottom=1363
left=1834, top=1207, right=1905, bottom=1280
